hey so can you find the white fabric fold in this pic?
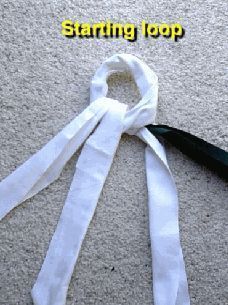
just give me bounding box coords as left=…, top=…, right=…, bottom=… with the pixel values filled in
left=0, top=53, right=190, bottom=305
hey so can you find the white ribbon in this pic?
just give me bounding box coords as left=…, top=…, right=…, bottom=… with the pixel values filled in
left=0, top=54, right=190, bottom=305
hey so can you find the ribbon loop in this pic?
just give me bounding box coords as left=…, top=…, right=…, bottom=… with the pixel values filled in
left=90, top=53, right=158, bottom=135
left=0, top=54, right=190, bottom=305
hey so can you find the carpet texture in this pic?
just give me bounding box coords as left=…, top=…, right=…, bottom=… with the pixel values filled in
left=0, top=0, right=227, bottom=304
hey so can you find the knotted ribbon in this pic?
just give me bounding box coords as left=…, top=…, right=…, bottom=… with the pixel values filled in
left=0, top=54, right=190, bottom=305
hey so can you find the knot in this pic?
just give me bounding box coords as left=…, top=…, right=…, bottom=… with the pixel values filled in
left=0, top=53, right=190, bottom=305
left=90, top=54, right=158, bottom=135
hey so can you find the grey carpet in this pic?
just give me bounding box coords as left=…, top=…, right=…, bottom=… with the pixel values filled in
left=0, top=0, right=227, bottom=304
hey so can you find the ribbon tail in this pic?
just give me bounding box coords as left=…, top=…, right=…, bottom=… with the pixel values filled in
left=147, top=124, right=228, bottom=180
left=137, top=127, right=190, bottom=305
left=0, top=99, right=108, bottom=220
left=31, top=101, right=127, bottom=305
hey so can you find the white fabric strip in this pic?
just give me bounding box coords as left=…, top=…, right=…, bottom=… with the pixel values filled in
left=32, top=100, right=127, bottom=305
left=0, top=54, right=190, bottom=305
left=0, top=99, right=109, bottom=220
left=138, top=128, right=190, bottom=305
